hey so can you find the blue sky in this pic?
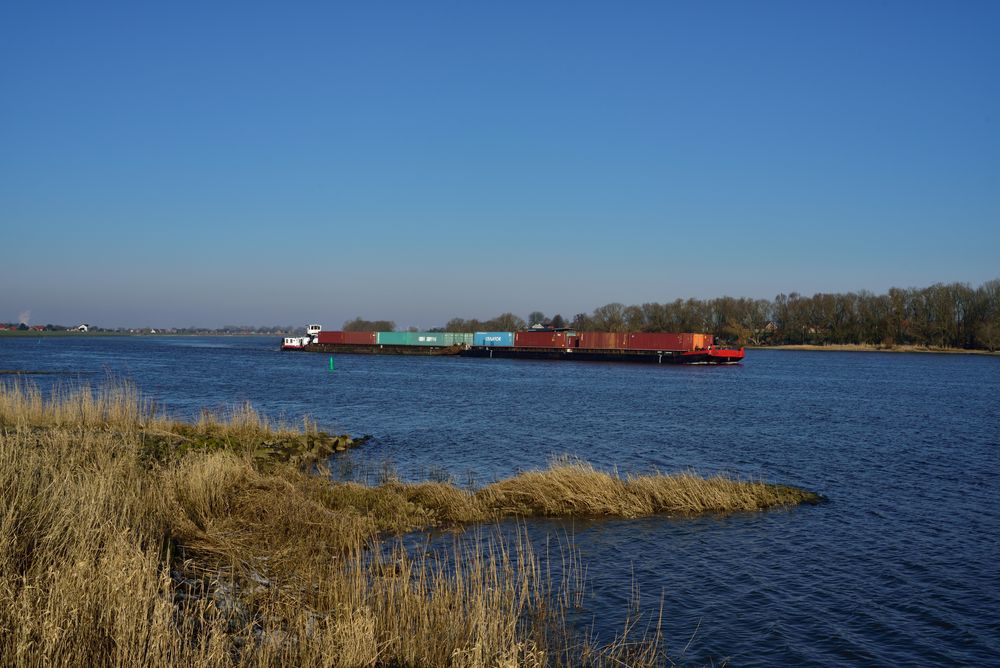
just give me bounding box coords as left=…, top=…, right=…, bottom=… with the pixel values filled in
left=2, top=1, right=998, bottom=328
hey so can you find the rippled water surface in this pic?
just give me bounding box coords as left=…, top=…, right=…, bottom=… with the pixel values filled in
left=3, top=336, right=999, bottom=665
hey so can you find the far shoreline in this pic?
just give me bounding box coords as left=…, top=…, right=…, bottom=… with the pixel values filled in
left=3, top=331, right=998, bottom=356
left=750, top=343, right=999, bottom=356
left=0, top=331, right=283, bottom=338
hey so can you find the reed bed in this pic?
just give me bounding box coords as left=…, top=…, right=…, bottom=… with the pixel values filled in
left=0, top=382, right=817, bottom=666
left=479, top=462, right=818, bottom=517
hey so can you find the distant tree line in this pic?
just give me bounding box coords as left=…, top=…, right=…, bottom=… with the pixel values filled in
left=433, top=279, right=1000, bottom=351
left=343, top=317, right=397, bottom=332
left=0, top=323, right=69, bottom=331
left=438, top=313, right=526, bottom=333
left=0, top=324, right=304, bottom=335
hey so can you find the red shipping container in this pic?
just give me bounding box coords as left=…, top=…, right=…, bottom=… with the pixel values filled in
left=626, top=332, right=689, bottom=351
left=514, top=331, right=568, bottom=348
left=316, top=331, right=346, bottom=345
left=343, top=331, right=376, bottom=345
left=575, top=332, right=628, bottom=350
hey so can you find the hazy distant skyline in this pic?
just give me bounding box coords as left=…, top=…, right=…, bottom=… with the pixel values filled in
left=3, top=2, right=998, bottom=329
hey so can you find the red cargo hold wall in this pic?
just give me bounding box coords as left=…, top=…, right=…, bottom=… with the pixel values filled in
left=514, top=331, right=568, bottom=348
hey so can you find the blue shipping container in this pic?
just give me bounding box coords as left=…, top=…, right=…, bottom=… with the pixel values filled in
left=473, top=331, right=514, bottom=347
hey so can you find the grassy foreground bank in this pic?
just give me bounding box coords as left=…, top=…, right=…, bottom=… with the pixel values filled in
left=0, top=383, right=818, bottom=666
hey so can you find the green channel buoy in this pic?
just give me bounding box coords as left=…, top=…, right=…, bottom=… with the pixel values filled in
left=329, top=356, right=334, bottom=371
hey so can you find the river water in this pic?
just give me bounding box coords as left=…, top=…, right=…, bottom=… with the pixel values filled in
left=2, top=336, right=998, bottom=666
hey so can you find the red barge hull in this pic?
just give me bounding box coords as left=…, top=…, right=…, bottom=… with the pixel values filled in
left=296, top=343, right=743, bottom=365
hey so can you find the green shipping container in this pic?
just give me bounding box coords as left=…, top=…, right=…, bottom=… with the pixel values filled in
left=442, top=332, right=474, bottom=346
left=408, top=332, right=446, bottom=346
left=376, top=331, right=409, bottom=345
left=376, top=331, right=466, bottom=346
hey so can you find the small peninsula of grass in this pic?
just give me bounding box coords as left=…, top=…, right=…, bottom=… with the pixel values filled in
left=0, top=382, right=819, bottom=666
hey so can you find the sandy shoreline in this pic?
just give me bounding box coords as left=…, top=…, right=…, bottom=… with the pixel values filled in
left=750, top=344, right=999, bottom=356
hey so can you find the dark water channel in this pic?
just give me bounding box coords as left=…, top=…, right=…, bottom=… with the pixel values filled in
left=2, top=336, right=998, bottom=665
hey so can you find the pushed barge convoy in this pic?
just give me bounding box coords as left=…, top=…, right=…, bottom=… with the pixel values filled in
left=283, top=326, right=744, bottom=365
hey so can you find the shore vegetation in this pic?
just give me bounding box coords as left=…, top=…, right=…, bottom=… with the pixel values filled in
left=1, top=382, right=818, bottom=666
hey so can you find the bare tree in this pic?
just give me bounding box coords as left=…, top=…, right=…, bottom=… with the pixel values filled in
left=527, top=311, right=547, bottom=328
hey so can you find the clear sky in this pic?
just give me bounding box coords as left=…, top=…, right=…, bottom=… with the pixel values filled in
left=2, top=1, right=998, bottom=328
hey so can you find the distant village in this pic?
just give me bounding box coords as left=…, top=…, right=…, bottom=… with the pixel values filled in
left=0, top=323, right=302, bottom=335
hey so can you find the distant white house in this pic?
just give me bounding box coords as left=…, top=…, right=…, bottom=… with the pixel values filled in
left=76, top=324, right=89, bottom=332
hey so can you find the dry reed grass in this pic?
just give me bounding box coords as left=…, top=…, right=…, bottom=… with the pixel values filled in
left=478, top=461, right=818, bottom=518
left=0, top=381, right=816, bottom=666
